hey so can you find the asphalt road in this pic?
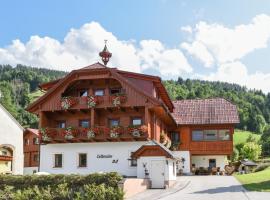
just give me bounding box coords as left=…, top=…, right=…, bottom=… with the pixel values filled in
left=128, top=176, right=270, bottom=200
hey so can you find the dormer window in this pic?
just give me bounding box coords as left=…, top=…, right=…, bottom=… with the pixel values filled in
left=94, top=89, right=104, bottom=96
left=57, top=121, right=66, bottom=129
left=110, top=88, right=121, bottom=95
left=79, top=120, right=90, bottom=128
left=79, top=89, right=88, bottom=97
left=132, top=117, right=142, bottom=126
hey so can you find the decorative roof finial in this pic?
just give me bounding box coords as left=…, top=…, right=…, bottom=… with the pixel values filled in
left=99, top=40, right=112, bottom=66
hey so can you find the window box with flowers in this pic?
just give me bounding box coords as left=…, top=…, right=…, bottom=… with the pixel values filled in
left=110, top=126, right=121, bottom=138
left=60, top=96, right=77, bottom=110
left=111, top=94, right=127, bottom=107
left=40, top=128, right=51, bottom=142
left=128, top=125, right=148, bottom=137
left=87, top=95, right=98, bottom=108
left=64, top=127, right=75, bottom=140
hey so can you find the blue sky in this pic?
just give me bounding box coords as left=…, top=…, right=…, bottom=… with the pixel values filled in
left=1, top=0, right=270, bottom=92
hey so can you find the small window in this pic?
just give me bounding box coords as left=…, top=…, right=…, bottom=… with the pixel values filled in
left=219, top=130, right=230, bottom=140
left=109, top=119, right=120, bottom=127
left=1, top=151, right=7, bottom=156
left=110, top=88, right=121, bottom=95
left=129, top=152, right=137, bottom=167
left=204, top=130, right=218, bottom=141
left=79, top=120, right=90, bottom=128
left=192, top=130, right=203, bottom=141
left=24, top=139, right=30, bottom=145
left=78, top=153, right=87, bottom=167
left=54, top=154, right=63, bottom=168
left=171, top=132, right=180, bottom=143
left=79, top=89, right=88, bottom=97
left=57, top=121, right=66, bottom=129
left=33, top=137, right=39, bottom=145
left=132, top=118, right=142, bottom=126
left=33, top=154, right=39, bottom=162
left=94, top=89, right=104, bottom=96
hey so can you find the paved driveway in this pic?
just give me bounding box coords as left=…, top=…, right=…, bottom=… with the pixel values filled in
left=128, top=176, right=270, bottom=200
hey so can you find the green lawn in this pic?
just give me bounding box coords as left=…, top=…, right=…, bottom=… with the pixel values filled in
left=234, top=129, right=261, bottom=145
left=234, top=167, right=270, bottom=191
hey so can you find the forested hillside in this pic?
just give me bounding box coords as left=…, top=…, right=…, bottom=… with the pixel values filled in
left=0, top=64, right=66, bottom=128
left=164, top=78, right=270, bottom=134
left=0, top=64, right=269, bottom=135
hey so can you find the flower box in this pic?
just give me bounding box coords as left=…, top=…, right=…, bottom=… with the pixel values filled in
left=111, top=95, right=127, bottom=107
left=60, top=97, right=77, bottom=110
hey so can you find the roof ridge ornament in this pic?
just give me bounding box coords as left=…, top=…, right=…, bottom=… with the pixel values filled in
left=99, top=40, right=112, bottom=66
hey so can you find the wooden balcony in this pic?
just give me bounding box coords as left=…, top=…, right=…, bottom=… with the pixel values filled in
left=189, top=141, right=233, bottom=155
left=0, top=155, right=13, bottom=161
left=55, top=95, right=128, bottom=111
left=40, top=125, right=149, bottom=144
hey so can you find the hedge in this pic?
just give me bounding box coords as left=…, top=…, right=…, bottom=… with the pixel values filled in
left=0, top=172, right=124, bottom=200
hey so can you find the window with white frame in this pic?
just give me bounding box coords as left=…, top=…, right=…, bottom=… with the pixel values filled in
left=54, top=154, right=63, bottom=168
left=128, top=152, right=137, bottom=167
left=78, top=153, right=87, bottom=168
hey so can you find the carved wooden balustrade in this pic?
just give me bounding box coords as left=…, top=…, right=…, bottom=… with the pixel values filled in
left=40, top=125, right=148, bottom=144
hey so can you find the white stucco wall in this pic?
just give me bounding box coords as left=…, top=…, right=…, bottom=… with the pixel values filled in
left=24, top=167, right=39, bottom=175
left=191, top=155, right=228, bottom=170
left=173, top=151, right=190, bottom=174
left=0, top=104, right=23, bottom=174
left=40, top=141, right=148, bottom=176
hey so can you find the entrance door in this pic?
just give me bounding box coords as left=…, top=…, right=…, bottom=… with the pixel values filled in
left=209, top=159, right=216, bottom=169
left=151, top=160, right=165, bottom=188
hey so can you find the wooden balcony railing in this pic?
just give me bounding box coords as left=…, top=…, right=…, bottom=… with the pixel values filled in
left=40, top=125, right=148, bottom=143
left=189, top=141, right=233, bottom=155
left=59, top=95, right=127, bottom=110
left=0, top=155, right=13, bottom=161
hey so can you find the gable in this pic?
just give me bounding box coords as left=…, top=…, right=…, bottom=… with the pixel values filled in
left=27, top=63, right=163, bottom=113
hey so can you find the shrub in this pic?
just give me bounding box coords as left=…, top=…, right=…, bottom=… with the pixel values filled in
left=0, top=173, right=124, bottom=200
left=254, top=163, right=270, bottom=172
left=241, top=142, right=262, bottom=161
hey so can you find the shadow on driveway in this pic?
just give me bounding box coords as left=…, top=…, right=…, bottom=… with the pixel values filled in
left=193, top=185, right=245, bottom=194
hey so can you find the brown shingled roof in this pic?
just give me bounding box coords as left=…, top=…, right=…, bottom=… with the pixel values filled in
left=172, top=98, right=240, bottom=125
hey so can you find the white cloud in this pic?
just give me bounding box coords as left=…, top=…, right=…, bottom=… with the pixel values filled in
left=182, top=14, right=270, bottom=66
left=197, top=61, right=270, bottom=93
left=0, top=22, right=192, bottom=76
left=138, top=40, right=192, bottom=75
left=182, top=14, right=270, bottom=93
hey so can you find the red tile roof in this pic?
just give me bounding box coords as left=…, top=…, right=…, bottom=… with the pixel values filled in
left=172, top=98, right=240, bottom=125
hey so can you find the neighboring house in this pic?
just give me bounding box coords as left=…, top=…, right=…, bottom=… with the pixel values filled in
left=172, top=99, right=239, bottom=174
left=0, top=104, right=24, bottom=174
left=26, top=46, right=239, bottom=188
left=23, top=128, right=40, bottom=174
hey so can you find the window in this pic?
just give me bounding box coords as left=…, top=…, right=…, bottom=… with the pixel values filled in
left=79, top=89, right=88, bottom=97
left=24, top=139, right=29, bottom=145
left=33, top=137, right=39, bottom=145
left=129, top=152, right=137, bottom=167
left=110, top=88, right=121, bottom=95
left=54, top=154, right=63, bottom=168
left=1, top=151, right=7, bottom=156
left=94, top=89, right=104, bottom=96
left=57, top=121, right=66, bottom=129
left=219, top=130, right=230, bottom=140
left=78, top=153, right=87, bottom=167
left=171, top=132, right=180, bottom=143
left=33, top=154, right=39, bottom=162
left=204, top=130, right=218, bottom=141
left=109, top=119, right=120, bottom=127
left=132, top=118, right=142, bottom=126
left=192, top=130, right=203, bottom=141
left=79, top=120, right=90, bottom=128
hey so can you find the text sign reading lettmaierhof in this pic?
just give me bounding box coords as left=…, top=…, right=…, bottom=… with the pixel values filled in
left=97, top=154, right=113, bottom=158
